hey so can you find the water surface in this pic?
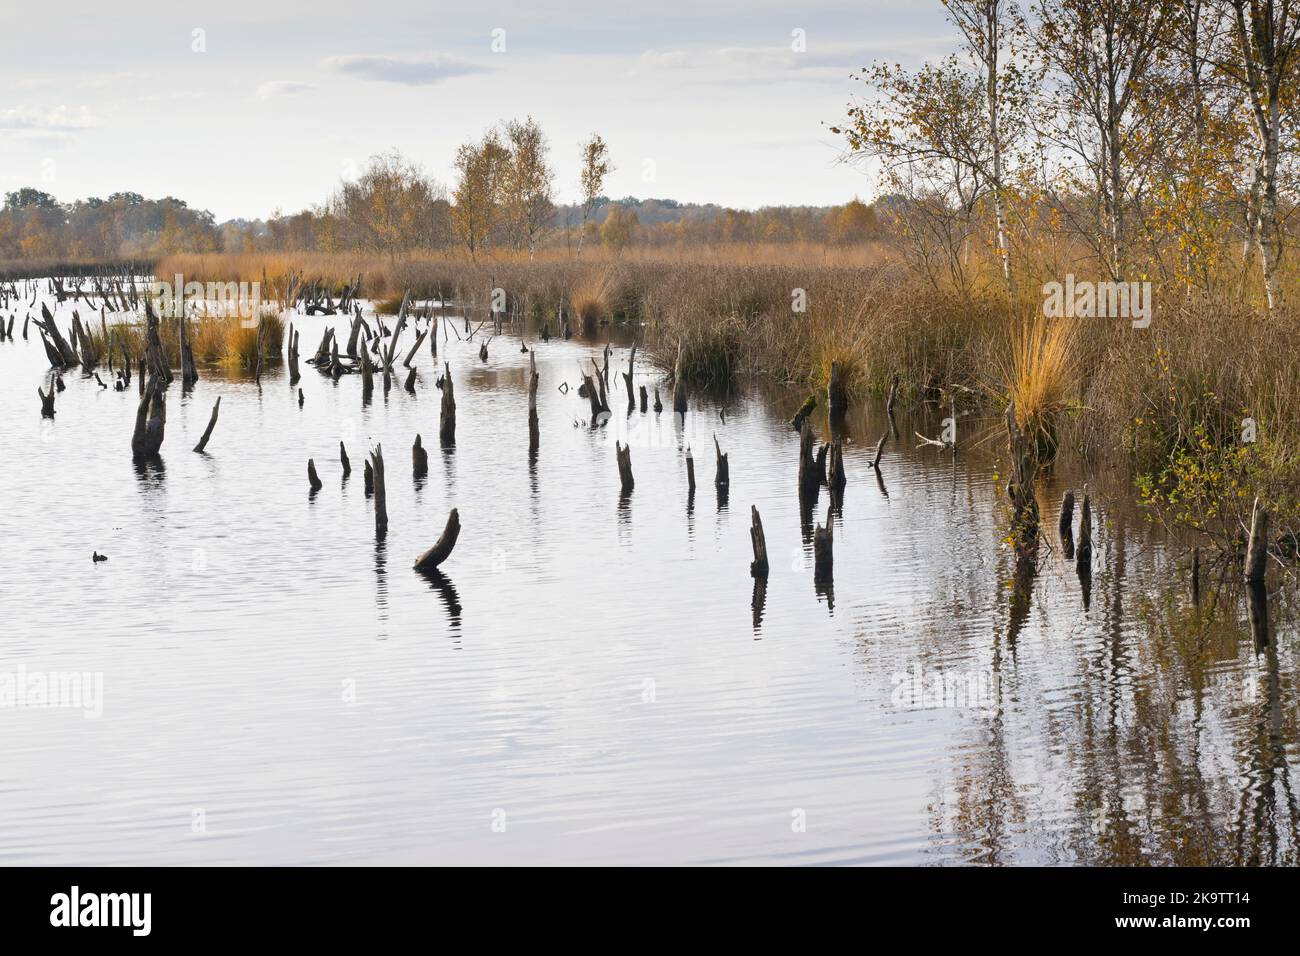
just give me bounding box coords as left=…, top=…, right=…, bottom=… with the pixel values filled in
left=0, top=288, right=1296, bottom=865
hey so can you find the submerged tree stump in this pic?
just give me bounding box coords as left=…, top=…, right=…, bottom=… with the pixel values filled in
left=307, top=458, right=323, bottom=492
left=193, top=396, right=221, bottom=452
left=686, top=445, right=696, bottom=493
left=340, top=441, right=351, bottom=478
left=363, top=458, right=374, bottom=497
left=1058, top=490, right=1075, bottom=539
left=750, top=505, right=769, bottom=579
left=672, top=343, right=687, bottom=416
left=38, top=385, right=55, bottom=417
left=1245, top=497, right=1269, bottom=583
left=798, top=422, right=821, bottom=495
left=370, top=445, right=388, bottom=533
left=790, top=394, right=817, bottom=431
left=653, top=387, right=662, bottom=413
left=131, top=378, right=166, bottom=460
left=413, top=433, right=429, bottom=478
left=616, top=442, right=634, bottom=493
left=527, top=350, right=539, bottom=452
left=439, top=362, right=456, bottom=447
left=714, top=435, right=729, bottom=490
left=413, top=509, right=461, bottom=571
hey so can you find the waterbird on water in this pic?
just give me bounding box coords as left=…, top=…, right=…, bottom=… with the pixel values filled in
left=92, top=552, right=108, bottom=563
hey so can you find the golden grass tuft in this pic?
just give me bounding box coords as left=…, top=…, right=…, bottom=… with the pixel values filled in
left=998, top=310, right=1080, bottom=453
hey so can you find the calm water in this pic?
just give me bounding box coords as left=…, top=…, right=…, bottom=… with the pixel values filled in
left=1, top=286, right=1297, bottom=865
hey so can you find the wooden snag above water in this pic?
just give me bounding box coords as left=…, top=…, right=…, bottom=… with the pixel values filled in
left=192, top=396, right=221, bottom=453
left=714, top=435, right=729, bottom=491
left=798, top=422, right=821, bottom=496
left=340, top=441, right=351, bottom=478
left=370, top=445, right=388, bottom=534
left=750, top=505, right=770, bottom=580
left=653, top=387, right=662, bottom=413
left=413, top=508, right=462, bottom=572
left=527, top=350, right=539, bottom=452
left=616, top=441, right=634, bottom=493
left=439, top=362, right=456, bottom=447
left=131, top=377, right=167, bottom=460
left=1244, top=496, right=1269, bottom=584
left=413, top=433, right=429, bottom=478
left=307, top=458, right=323, bottom=492
left=38, top=385, right=55, bottom=417
left=685, top=445, right=696, bottom=493
left=790, top=394, right=817, bottom=432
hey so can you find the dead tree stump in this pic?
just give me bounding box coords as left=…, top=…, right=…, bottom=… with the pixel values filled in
left=616, top=442, right=634, bottom=493
left=527, top=350, right=539, bottom=452
left=413, top=433, right=429, bottom=478
left=414, top=509, right=462, bottom=571
left=193, top=396, right=221, bottom=452
left=307, top=458, right=323, bottom=492
left=370, top=445, right=388, bottom=533
left=1245, top=497, right=1269, bottom=583
left=439, top=362, right=456, bottom=447
left=340, top=441, right=351, bottom=478
left=750, top=506, right=769, bottom=580
left=798, top=422, right=820, bottom=495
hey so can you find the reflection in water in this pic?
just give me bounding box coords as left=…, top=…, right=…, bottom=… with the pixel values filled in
left=751, top=577, right=767, bottom=634
left=417, top=568, right=463, bottom=634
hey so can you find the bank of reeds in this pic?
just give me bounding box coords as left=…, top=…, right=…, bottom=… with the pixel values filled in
left=88, top=309, right=284, bottom=370
left=154, top=248, right=1300, bottom=546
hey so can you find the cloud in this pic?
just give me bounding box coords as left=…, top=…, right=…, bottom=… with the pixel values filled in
left=324, top=53, right=489, bottom=86
left=256, top=81, right=316, bottom=100
left=0, top=105, right=103, bottom=139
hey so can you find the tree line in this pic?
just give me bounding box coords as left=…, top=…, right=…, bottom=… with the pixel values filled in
left=831, top=0, right=1300, bottom=307
left=1, top=117, right=884, bottom=264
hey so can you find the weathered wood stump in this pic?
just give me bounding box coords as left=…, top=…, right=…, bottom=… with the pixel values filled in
left=413, top=433, right=429, bottom=478
left=653, top=387, right=662, bottom=413
left=193, top=396, right=221, bottom=452
left=363, top=459, right=374, bottom=497
left=616, top=441, right=634, bottom=493
left=414, top=509, right=462, bottom=571
left=750, top=506, right=769, bottom=580
left=686, top=445, right=696, bottom=493
left=1058, top=490, right=1075, bottom=539
left=439, top=362, right=456, bottom=447
left=527, top=350, right=539, bottom=452
left=38, top=385, right=55, bottom=417
left=790, top=394, right=817, bottom=431
left=340, top=441, right=351, bottom=478
left=131, top=378, right=166, bottom=460
left=1245, top=497, right=1269, bottom=584
left=798, top=422, right=821, bottom=495
left=370, top=445, right=388, bottom=533
left=307, top=458, right=323, bottom=492
left=714, top=435, right=729, bottom=490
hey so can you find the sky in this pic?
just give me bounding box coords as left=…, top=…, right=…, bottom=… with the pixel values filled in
left=0, top=1, right=953, bottom=220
